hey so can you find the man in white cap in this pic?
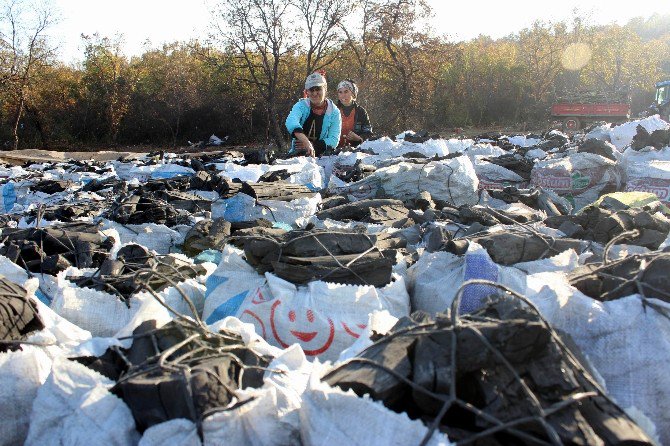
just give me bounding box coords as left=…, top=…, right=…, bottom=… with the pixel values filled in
left=285, top=71, right=342, bottom=157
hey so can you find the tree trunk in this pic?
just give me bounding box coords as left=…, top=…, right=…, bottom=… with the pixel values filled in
left=172, top=114, right=181, bottom=148
left=26, top=103, right=48, bottom=148
left=12, top=93, right=25, bottom=151
left=267, top=102, right=286, bottom=151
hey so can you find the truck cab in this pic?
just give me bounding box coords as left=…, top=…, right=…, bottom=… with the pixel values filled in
left=653, top=80, right=670, bottom=122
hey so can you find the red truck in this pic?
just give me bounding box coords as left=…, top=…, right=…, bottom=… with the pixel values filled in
left=551, top=92, right=630, bottom=131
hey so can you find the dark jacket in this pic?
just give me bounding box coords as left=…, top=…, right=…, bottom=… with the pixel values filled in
left=337, top=100, right=373, bottom=147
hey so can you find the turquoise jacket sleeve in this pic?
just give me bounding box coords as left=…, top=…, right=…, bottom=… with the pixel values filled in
left=285, top=101, right=306, bottom=135
left=323, top=106, right=342, bottom=149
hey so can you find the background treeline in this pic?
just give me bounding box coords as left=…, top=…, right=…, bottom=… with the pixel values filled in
left=1, top=0, right=669, bottom=150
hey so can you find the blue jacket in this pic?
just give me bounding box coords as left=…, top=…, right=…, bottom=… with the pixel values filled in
left=285, top=98, right=342, bottom=155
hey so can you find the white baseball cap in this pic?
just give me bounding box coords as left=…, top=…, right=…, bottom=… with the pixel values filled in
left=305, top=72, right=327, bottom=90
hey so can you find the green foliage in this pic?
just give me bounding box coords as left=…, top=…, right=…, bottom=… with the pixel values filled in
left=0, top=6, right=669, bottom=147
left=79, top=34, right=138, bottom=143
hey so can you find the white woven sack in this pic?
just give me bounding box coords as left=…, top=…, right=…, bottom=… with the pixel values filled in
left=203, top=387, right=298, bottom=446
left=133, top=277, right=206, bottom=321
left=327, top=175, right=381, bottom=201
left=0, top=347, right=52, bottom=445
left=51, top=262, right=206, bottom=338
left=474, top=161, right=526, bottom=190
left=408, top=243, right=527, bottom=315
left=513, top=249, right=580, bottom=275
left=50, top=267, right=140, bottom=337
left=204, top=246, right=410, bottom=361
left=337, top=310, right=399, bottom=362
left=100, top=220, right=183, bottom=254
left=211, top=192, right=321, bottom=226
left=371, top=158, right=479, bottom=206
left=622, top=147, right=670, bottom=205
left=202, top=245, right=269, bottom=325
left=531, top=152, right=624, bottom=210
left=300, top=373, right=451, bottom=445
left=139, top=419, right=200, bottom=446
left=25, top=357, right=139, bottom=446
left=526, top=272, right=670, bottom=445
left=464, top=142, right=506, bottom=159
left=218, top=163, right=269, bottom=182
left=273, top=157, right=325, bottom=190
left=235, top=272, right=410, bottom=361
left=184, top=344, right=324, bottom=445
left=26, top=298, right=92, bottom=359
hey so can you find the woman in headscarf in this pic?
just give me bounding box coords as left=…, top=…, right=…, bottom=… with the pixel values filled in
left=285, top=71, right=341, bottom=157
left=336, top=79, right=373, bottom=148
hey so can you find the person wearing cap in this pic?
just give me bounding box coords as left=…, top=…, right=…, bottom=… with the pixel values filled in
left=285, top=71, right=342, bottom=157
left=336, top=79, right=373, bottom=148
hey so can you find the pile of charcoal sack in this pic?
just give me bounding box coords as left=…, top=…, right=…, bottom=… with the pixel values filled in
left=1, top=115, right=670, bottom=445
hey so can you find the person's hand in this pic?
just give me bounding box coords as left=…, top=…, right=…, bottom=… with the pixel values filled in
left=346, top=131, right=362, bottom=142
left=295, top=138, right=315, bottom=157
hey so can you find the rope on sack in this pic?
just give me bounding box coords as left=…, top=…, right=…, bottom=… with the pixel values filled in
left=415, top=160, right=458, bottom=208
left=330, top=279, right=631, bottom=446
left=603, top=229, right=639, bottom=264
left=110, top=268, right=286, bottom=438
left=0, top=222, right=54, bottom=303
left=229, top=230, right=384, bottom=286
left=302, top=232, right=379, bottom=286
left=255, top=201, right=279, bottom=223
left=479, top=206, right=562, bottom=259
left=567, top=246, right=670, bottom=320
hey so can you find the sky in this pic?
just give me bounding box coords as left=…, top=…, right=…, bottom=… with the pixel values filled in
left=48, top=0, right=670, bottom=63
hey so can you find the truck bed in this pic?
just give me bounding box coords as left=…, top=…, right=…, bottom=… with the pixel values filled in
left=551, top=103, right=630, bottom=118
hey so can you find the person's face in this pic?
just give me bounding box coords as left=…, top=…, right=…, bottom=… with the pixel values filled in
left=338, top=88, right=354, bottom=106
left=307, top=85, right=326, bottom=105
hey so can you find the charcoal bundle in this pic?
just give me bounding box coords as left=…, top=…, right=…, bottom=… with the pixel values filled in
left=546, top=205, right=670, bottom=250
left=70, top=247, right=208, bottom=302
left=26, top=201, right=106, bottom=223
left=106, top=193, right=191, bottom=226
left=0, top=277, right=44, bottom=352
left=29, top=179, right=72, bottom=194
left=105, top=319, right=271, bottom=434
left=630, top=126, right=670, bottom=150
left=239, top=181, right=315, bottom=201
left=324, top=296, right=654, bottom=445
left=0, top=222, right=115, bottom=274
left=483, top=154, right=535, bottom=180
left=569, top=251, right=670, bottom=303
left=182, top=218, right=231, bottom=257
left=230, top=228, right=406, bottom=287
left=316, top=198, right=413, bottom=228
left=444, top=229, right=589, bottom=265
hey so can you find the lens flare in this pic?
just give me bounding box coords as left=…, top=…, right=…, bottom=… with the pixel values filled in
left=561, top=42, right=592, bottom=71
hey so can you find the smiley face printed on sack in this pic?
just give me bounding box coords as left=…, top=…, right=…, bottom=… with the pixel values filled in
left=241, top=309, right=267, bottom=338
left=341, top=322, right=367, bottom=339
left=270, top=300, right=335, bottom=356
left=251, top=287, right=270, bottom=305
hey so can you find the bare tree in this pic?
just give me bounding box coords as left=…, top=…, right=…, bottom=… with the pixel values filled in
left=338, top=0, right=380, bottom=85
left=369, top=0, right=433, bottom=127
left=292, top=0, right=352, bottom=77
left=0, top=0, right=58, bottom=149
left=210, top=0, right=297, bottom=150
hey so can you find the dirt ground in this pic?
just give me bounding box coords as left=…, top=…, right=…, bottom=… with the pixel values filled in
left=0, top=149, right=145, bottom=165
left=0, top=124, right=555, bottom=165
left=0, top=146, right=246, bottom=165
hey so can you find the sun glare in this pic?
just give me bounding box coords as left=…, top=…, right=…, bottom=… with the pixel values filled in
left=561, top=42, right=593, bottom=71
